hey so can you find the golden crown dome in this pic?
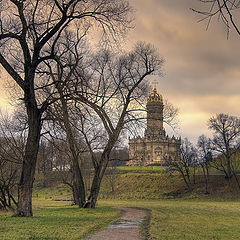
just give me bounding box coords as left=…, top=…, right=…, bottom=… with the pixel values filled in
left=147, top=88, right=163, bottom=103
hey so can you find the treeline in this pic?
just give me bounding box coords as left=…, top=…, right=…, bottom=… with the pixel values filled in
left=167, top=113, right=240, bottom=194
left=0, top=110, right=129, bottom=209
left=0, top=0, right=165, bottom=216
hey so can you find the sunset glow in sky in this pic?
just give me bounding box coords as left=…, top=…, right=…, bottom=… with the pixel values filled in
left=126, top=0, right=240, bottom=142
left=0, top=0, right=239, bottom=144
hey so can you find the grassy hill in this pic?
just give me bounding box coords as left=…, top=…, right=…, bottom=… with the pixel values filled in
left=34, top=166, right=240, bottom=201
left=1, top=166, right=240, bottom=240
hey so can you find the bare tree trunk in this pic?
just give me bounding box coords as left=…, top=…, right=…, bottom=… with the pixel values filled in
left=193, top=166, right=196, bottom=184
left=206, top=167, right=210, bottom=194
left=178, top=168, right=192, bottom=192
left=84, top=171, right=102, bottom=208
left=185, top=168, right=192, bottom=190
left=202, top=165, right=210, bottom=194
left=59, top=95, right=86, bottom=207
left=17, top=106, right=42, bottom=217
left=181, top=172, right=192, bottom=192
left=84, top=154, right=109, bottom=208
left=0, top=186, right=7, bottom=209
left=226, top=156, right=232, bottom=180
left=72, top=160, right=85, bottom=207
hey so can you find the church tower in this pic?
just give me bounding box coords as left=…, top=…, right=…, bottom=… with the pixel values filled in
left=145, top=88, right=165, bottom=139
left=128, top=86, right=181, bottom=166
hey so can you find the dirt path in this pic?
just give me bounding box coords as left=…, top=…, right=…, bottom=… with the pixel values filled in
left=86, top=207, right=149, bottom=240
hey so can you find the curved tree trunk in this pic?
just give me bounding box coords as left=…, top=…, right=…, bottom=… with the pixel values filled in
left=17, top=106, right=42, bottom=217
left=84, top=172, right=102, bottom=208
left=59, top=94, right=85, bottom=207
left=84, top=154, right=109, bottom=208
left=72, top=159, right=85, bottom=207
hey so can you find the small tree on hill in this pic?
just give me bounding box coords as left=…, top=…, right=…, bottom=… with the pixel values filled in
left=167, top=138, right=197, bottom=192
left=208, top=113, right=240, bottom=180
left=197, top=134, right=213, bottom=194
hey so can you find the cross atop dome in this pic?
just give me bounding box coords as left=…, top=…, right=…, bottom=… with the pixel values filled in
left=147, top=87, right=163, bottom=103
left=152, top=79, right=159, bottom=90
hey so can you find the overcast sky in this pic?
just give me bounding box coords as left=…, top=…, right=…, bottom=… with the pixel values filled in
left=125, top=0, right=240, bottom=143
left=0, top=0, right=239, bottom=144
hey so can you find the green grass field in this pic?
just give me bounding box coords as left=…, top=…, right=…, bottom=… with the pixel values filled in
left=1, top=198, right=239, bottom=240
left=0, top=199, right=120, bottom=240
left=101, top=199, right=240, bottom=240
left=1, top=167, right=240, bottom=239
left=117, top=166, right=166, bottom=172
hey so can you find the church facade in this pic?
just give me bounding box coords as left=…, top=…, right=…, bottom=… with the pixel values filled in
left=128, top=88, right=181, bottom=166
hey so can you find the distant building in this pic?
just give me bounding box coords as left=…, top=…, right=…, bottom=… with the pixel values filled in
left=128, top=88, right=181, bottom=166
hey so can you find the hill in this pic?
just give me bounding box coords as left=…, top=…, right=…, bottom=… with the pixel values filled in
left=34, top=166, right=240, bottom=201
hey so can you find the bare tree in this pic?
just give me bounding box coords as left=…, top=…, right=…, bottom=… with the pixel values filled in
left=192, top=0, right=240, bottom=36
left=208, top=113, right=240, bottom=179
left=42, top=109, right=93, bottom=205
left=0, top=111, right=25, bottom=209
left=197, top=134, right=213, bottom=194
left=163, top=99, right=179, bottom=130
left=230, top=150, right=240, bottom=189
left=38, top=30, right=90, bottom=206
left=46, top=102, right=87, bottom=206
left=43, top=40, right=164, bottom=207
left=36, top=140, right=55, bottom=187
left=105, top=163, right=119, bottom=193
left=0, top=155, right=19, bottom=209
left=167, top=138, right=197, bottom=192
left=70, top=42, right=164, bottom=208
left=0, top=0, right=132, bottom=216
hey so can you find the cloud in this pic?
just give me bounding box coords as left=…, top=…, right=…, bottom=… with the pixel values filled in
left=127, top=0, right=240, bottom=143
left=0, top=0, right=239, bottom=144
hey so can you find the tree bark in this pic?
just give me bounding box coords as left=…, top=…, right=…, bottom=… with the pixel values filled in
left=84, top=171, right=102, bottom=208
left=193, top=166, right=196, bottom=184
left=59, top=93, right=85, bottom=207
left=84, top=154, right=109, bottom=208
left=179, top=168, right=192, bottom=192
left=17, top=105, right=42, bottom=217
left=202, top=165, right=210, bottom=194
left=226, top=156, right=232, bottom=180
left=72, top=160, right=85, bottom=207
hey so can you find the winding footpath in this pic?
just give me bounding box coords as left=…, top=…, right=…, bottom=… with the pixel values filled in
left=86, top=207, right=149, bottom=240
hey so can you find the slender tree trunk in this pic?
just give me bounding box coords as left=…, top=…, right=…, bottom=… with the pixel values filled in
left=202, top=165, right=209, bottom=194
left=193, top=166, right=196, bottom=184
left=183, top=174, right=192, bottom=192
left=206, top=166, right=210, bottom=194
left=226, top=151, right=232, bottom=179
left=84, top=154, right=109, bottom=208
left=226, top=160, right=232, bottom=179
left=179, top=169, right=192, bottom=192
left=0, top=186, right=7, bottom=209
left=72, top=159, right=85, bottom=207
left=17, top=106, right=42, bottom=217
left=84, top=170, right=102, bottom=208
left=59, top=94, right=85, bottom=207
left=185, top=167, right=192, bottom=190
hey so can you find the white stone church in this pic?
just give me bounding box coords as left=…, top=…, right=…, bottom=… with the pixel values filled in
left=128, top=88, right=181, bottom=166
